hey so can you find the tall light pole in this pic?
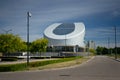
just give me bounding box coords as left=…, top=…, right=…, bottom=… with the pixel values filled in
left=27, top=12, right=31, bottom=66
left=114, top=26, right=117, bottom=59
left=2, top=29, right=12, bottom=34
left=65, top=34, right=67, bottom=52
left=108, top=37, right=110, bottom=54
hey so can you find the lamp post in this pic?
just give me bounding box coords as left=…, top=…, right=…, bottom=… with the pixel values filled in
left=108, top=37, right=110, bottom=54
left=65, top=34, right=67, bottom=52
left=2, top=29, right=12, bottom=34
left=27, top=12, right=31, bottom=66
left=114, top=26, right=117, bottom=59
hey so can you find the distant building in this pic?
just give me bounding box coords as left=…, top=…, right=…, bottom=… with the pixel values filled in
left=44, top=22, right=86, bottom=52
left=88, top=40, right=96, bottom=49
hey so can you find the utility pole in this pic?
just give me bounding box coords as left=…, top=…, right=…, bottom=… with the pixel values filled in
left=65, top=34, right=67, bottom=52
left=108, top=37, right=110, bottom=54
left=114, top=26, right=117, bottom=59
left=2, top=29, right=12, bottom=34
left=27, top=12, right=31, bottom=66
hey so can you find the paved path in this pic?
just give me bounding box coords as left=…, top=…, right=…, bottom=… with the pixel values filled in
left=0, top=56, right=120, bottom=80
left=0, top=58, right=56, bottom=65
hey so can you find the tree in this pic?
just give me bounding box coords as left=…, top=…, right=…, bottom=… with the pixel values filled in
left=96, top=46, right=103, bottom=55
left=89, top=48, right=96, bottom=55
left=30, top=38, right=48, bottom=53
left=96, top=46, right=120, bottom=55
left=102, top=47, right=108, bottom=55
left=0, top=34, right=27, bottom=53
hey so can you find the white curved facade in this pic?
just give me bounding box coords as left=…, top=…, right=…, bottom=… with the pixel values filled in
left=44, top=22, right=85, bottom=48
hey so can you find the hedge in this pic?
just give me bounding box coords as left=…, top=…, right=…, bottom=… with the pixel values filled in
left=0, top=63, right=27, bottom=72
left=0, top=57, right=18, bottom=61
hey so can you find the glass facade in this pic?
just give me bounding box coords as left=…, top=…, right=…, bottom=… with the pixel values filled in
left=53, top=23, right=75, bottom=35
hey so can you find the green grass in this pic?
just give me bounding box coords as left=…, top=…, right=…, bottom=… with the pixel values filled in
left=0, top=63, right=27, bottom=72
left=0, top=56, right=82, bottom=72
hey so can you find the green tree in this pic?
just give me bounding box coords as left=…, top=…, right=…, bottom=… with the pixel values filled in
left=30, top=38, right=48, bottom=53
left=102, top=47, right=108, bottom=55
left=89, top=48, right=96, bottom=55
left=0, top=34, right=27, bottom=53
left=96, top=46, right=103, bottom=55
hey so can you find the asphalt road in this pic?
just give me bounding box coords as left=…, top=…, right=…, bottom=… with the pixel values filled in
left=0, top=56, right=120, bottom=80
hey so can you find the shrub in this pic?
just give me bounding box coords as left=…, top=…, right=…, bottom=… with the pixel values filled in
left=0, top=63, right=27, bottom=72
left=1, top=57, right=18, bottom=61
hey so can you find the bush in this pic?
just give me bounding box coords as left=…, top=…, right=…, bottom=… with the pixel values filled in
left=31, top=56, right=51, bottom=59
left=1, top=57, right=18, bottom=61
left=0, top=63, right=27, bottom=72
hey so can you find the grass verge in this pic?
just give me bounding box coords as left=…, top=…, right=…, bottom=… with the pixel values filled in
left=29, top=56, right=91, bottom=71
left=0, top=56, right=91, bottom=72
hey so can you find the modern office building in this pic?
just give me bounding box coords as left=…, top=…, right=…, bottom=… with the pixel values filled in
left=88, top=40, right=96, bottom=50
left=44, top=22, right=85, bottom=52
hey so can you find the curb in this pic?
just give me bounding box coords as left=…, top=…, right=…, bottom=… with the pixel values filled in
left=108, top=56, right=120, bottom=62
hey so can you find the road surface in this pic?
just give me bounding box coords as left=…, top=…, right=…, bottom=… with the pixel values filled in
left=0, top=56, right=120, bottom=80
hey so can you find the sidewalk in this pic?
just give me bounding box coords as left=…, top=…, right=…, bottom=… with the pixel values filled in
left=115, top=58, right=120, bottom=62
left=0, top=58, right=57, bottom=65
left=108, top=56, right=120, bottom=62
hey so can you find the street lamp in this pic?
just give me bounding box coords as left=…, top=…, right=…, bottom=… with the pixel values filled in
left=108, top=37, right=110, bottom=54
left=114, top=26, right=117, bottom=59
left=27, top=12, right=31, bottom=66
left=65, top=34, right=67, bottom=52
left=2, top=29, right=12, bottom=34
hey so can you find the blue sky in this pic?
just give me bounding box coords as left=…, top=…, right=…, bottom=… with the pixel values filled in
left=0, top=0, right=120, bottom=48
